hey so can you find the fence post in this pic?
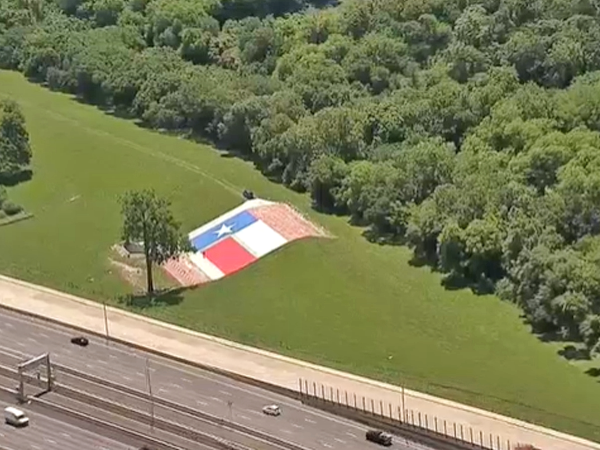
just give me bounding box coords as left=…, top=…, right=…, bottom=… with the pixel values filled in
left=507, top=440, right=511, bottom=450
left=496, top=435, right=500, bottom=450
left=354, top=393, right=357, bottom=408
left=330, top=386, right=334, bottom=401
left=370, top=399, right=375, bottom=414
left=299, top=378, right=302, bottom=394
left=345, top=391, right=348, bottom=406
left=336, top=389, right=340, bottom=403
left=388, top=403, right=392, bottom=419
left=434, top=417, right=438, bottom=433
left=443, top=420, right=447, bottom=435
left=379, top=400, right=384, bottom=416
left=418, top=412, right=422, bottom=427
left=424, top=414, right=428, bottom=430
left=453, top=423, right=457, bottom=439
left=460, top=424, right=464, bottom=441
left=489, top=433, right=493, bottom=449
left=411, top=410, right=415, bottom=426
left=479, top=431, right=483, bottom=447
left=469, top=427, right=473, bottom=444
left=321, top=385, right=325, bottom=399
left=362, top=396, right=366, bottom=411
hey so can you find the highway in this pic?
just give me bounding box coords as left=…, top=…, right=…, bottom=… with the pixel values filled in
left=0, top=383, right=134, bottom=450
left=0, top=307, right=434, bottom=450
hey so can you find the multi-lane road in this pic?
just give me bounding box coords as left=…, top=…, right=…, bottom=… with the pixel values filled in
left=0, top=307, right=433, bottom=450
left=0, top=383, right=135, bottom=450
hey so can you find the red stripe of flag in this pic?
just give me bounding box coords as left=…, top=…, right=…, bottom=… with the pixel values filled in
left=203, top=237, right=257, bottom=275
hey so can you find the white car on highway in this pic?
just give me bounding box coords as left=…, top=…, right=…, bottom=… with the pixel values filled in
left=262, top=404, right=281, bottom=416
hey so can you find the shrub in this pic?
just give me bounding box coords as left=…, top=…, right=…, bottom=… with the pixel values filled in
left=2, top=201, right=23, bottom=216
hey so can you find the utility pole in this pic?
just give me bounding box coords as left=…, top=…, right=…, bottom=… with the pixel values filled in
left=145, top=358, right=155, bottom=431
left=102, top=301, right=110, bottom=345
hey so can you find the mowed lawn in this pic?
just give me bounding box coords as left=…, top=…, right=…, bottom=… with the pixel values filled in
left=1, top=71, right=599, bottom=441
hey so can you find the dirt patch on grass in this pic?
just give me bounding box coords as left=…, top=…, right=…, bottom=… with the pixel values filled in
left=109, top=258, right=146, bottom=291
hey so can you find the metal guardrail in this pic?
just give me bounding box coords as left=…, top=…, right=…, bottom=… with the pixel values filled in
left=0, top=384, right=185, bottom=450
left=0, top=365, right=255, bottom=450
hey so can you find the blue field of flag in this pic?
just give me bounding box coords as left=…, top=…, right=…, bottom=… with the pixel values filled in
left=190, top=210, right=258, bottom=252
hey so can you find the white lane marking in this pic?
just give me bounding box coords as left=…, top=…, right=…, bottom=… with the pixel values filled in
left=346, top=432, right=357, bottom=438
left=61, top=432, right=71, bottom=438
left=170, top=383, right=182, bottom=389
left=280, top=429, right=292, bottom=434
left=109, top=354, right=118, bottom=359
left=291, top=424, right=303, bottom=429
left=321, top=443, right=333, bottom=448
left=182, top=377, right=192, bottom=383
left=196, top=400, right=208, bottom=406
left=219, top=390, right=232, bottom=396
left=239, top=415, right=251, bottom=421
left=4, top=322, right=13, bottom=328
left=122, top=375, right=132, bottom=381
left=245, top=409, right=262, bottom=416
left=305, top=418, right=316, bottom=424
left=135, top=371, right=145, bottom=377
left=209, top=396, right=223, bottom=402
left=38, top=333, right=49, bottom=339
left=334, top=438, right=346, bottom=444
left=99, top=447, right=110, bottom=450
left=44, top=439, right=57, bottom=444
left=27, top=337, right=37, bottom=343
left=30, top=445, right=41, bottom=450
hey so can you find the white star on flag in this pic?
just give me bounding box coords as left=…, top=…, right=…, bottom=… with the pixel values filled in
left=215, top=223, right=233, bottom=237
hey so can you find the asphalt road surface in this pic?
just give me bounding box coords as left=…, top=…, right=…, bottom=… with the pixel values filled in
left=0, top=388, right=134, bottom=450
left=0, top=308, right=435, bottom=450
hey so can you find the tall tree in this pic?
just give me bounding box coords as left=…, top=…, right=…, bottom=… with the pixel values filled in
left=0, top=99, right=32, bottom=181
left=120, top=189, right=191, bottom=296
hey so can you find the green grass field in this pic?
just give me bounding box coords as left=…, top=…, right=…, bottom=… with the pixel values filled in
left=1, top=71, right=599, bottom=441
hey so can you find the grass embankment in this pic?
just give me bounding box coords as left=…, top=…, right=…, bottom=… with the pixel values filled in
left=0, top=71, right=599, bottom=441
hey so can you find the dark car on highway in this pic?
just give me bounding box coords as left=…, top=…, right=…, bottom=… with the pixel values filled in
left=366, top=430, right=393, bottom=446
left=70, top=336, right=89, bottom=346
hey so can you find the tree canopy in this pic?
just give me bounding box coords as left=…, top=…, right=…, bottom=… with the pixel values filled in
left=4, top=0, right=600, bottom=353
left=120, top=189, right=190, bottom=295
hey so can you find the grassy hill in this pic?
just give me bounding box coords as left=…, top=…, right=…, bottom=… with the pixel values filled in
left=1, top=70, right=599, bottom=441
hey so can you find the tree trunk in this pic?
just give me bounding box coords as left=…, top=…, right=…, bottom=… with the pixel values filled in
left=142, top=221, right=154, bottom=297
left=145, top=251, right=154, bottom=297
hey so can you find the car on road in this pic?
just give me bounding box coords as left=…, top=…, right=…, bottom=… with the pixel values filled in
left=4, top=406, right=29, bottom=427
left=70, top=336, right=89, bottom=346
left=365, top=430, right=392, bottom=446
left=262, top=405, right=281, bottom=416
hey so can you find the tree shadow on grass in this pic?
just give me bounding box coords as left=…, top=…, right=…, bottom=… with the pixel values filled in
left=118, top=286, right=188, bottom=310
left=585, top=367, right=600, bottom=378
left=0, top=169, right=32, bottom=187
left=440, top=272, right=496, bottom=295
left=557, top=344, right=590, bottom=361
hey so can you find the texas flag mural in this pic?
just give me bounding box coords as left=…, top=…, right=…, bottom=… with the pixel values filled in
left=162, top=199, right=326, bottom=287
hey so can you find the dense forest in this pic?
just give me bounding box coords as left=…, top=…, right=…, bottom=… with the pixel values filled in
left=3, top=0, right=600, bottom=355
